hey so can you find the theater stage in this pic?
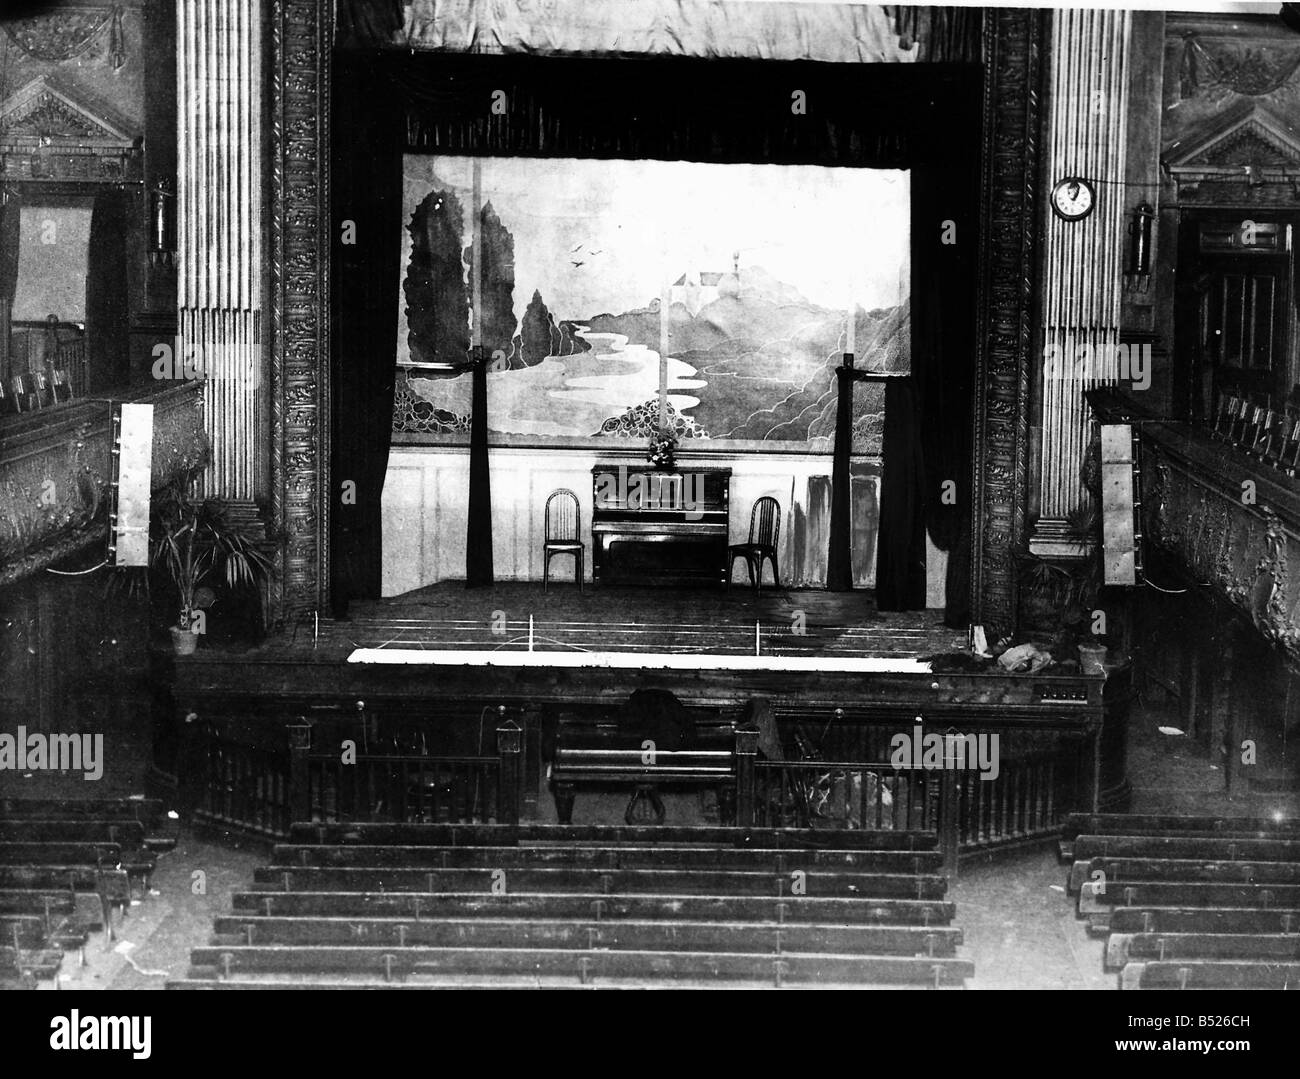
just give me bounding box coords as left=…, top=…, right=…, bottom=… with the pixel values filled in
left=171, top=582, right=1103, bottom=749
left=315, top=583, right=967, bottom=660
left=164, top=583, right=1112, bottom=850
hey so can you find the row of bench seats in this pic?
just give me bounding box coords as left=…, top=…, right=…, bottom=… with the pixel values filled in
left=171, top=823, right=974, bottom=989
left=1062, top=812, right=1300, bottom=990
left=0, top=797, right=174, bottom=988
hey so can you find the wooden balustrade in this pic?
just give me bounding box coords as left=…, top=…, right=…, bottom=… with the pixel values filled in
left=183, top=716, right=525, bottom=839
left=181, top=708, right=1091, bottom=865
left=750, top=740, right=1085, bottom=875
left=185, top=723, right=292, bottom=839
left=305, top=753, right=501, bottom=825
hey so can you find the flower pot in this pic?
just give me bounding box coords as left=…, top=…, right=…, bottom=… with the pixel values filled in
left=1077, top=642, right=1108, bottom=675
left=170, top=626, right=199, bottom=655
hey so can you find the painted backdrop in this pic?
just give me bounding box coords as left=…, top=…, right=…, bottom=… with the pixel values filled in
left=394, top=155, right=909, bottom=451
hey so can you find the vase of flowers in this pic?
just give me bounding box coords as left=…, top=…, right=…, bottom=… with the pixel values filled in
left=647, top=428, right=678, bottom=469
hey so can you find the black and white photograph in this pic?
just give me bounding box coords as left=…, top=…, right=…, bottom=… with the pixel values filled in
left=0, top=0, right=1296, bottom=1044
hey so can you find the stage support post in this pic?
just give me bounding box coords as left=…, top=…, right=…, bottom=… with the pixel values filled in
left=830, top=355, right=897, bottom=591
left=287, top=717, right=312, bottom=825
left=827, top=356, right=857, bottom=591
left=466, top=345, right=494, bottom=586
left=496, top=717, right=523, bottom=825
left=939, top=764, right=959, bottom=879
left=734, top=724, right=758, bottom=827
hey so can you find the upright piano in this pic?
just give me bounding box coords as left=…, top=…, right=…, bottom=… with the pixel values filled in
left=590, top=464, right=731, bottom=586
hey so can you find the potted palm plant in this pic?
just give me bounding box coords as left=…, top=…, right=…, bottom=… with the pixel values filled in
left=152, top=481, right=273, bottom=654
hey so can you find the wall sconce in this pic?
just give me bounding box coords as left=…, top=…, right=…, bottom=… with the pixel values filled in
left=28, top=135, right=53, bottom=179
left=1124, top=201, right=1154, bottom=291
left=149, top=176, right=175, bottom=266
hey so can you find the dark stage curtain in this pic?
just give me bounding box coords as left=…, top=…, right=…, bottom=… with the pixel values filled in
left=910, top=164, right=978, bottom=625
left=335, top=0, right=402, bottom=48
left=875, top=377, right=927, bottom=611
left=330, top=55, right=402, bottom=613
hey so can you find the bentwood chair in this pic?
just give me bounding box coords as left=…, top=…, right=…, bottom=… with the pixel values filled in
left=728, top=496, right=781, bottom=591
left=543, top=488, right=584, bottom=592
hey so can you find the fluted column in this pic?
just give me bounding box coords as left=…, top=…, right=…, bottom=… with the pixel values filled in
left=178, top=0, right=263, bottom=499
left=1032, top=8, right=1131, bottom=556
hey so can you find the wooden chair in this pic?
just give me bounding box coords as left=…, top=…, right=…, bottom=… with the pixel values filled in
left=543, top=489, right=584, bottom=592
left=728, top=496, right=781, bottom=591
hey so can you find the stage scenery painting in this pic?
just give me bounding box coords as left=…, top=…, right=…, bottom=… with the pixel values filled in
left=394, top=156, right=910, bottom=452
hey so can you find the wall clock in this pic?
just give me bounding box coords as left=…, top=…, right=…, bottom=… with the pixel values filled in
left=1050, top=176, right=1095, bottom=221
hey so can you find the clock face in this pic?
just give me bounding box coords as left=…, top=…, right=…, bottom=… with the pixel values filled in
left=1051, top=176, right=1095, bottom=221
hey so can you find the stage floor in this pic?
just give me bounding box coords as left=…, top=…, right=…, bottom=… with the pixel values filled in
left=295, top=583, right=967, bottom=661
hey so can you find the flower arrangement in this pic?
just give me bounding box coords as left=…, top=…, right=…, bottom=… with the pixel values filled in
left=647, top=427, right=678, bottom=469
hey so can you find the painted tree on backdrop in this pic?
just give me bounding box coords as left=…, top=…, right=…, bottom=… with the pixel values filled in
left=463, top=201, right=518, bottom=365
left=520, top=288, right=557, bottom=367
left=406, top=188, right=469, bottom=363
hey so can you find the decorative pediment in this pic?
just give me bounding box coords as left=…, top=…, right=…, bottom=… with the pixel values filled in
left=0, top=75, right=139, bottom=184
left=1167, top=106, right=1300, bottom=169
left=0, top=75, right=135, bottom=148
left=1164, top=105, right=1300, bottom=202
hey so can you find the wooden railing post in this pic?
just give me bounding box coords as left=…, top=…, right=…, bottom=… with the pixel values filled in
left=178, top=710, right=205, bottom=823
left=496, top=717, right=523, bottom=825
left=939, top=764, right=959, bottom=880
left=735, top=724, right=758, bottom=828
left=286, top=716, right=312, bottom=826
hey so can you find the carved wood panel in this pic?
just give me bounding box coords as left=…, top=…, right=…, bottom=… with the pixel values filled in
left=1146, top=443, right=1300, bottom=666
left=971, top=7, right=1046, bottom=638
left=268, top=0, right=331, bottom=622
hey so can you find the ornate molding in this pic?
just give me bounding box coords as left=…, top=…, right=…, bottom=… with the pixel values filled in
left=2, top=6, right=125, bottom=67
left=1145, top=434, right=1300, bottom=669
left=971, top=7, right=1046, bottom=638
left=0, top=382, right=204, bottom=587
left=269, top=0, right=331, bottom=622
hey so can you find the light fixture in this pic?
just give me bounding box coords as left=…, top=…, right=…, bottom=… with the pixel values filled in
left=149, top=176, right=175, bottom=266
left=1124, top=202, right=1154, bottom=292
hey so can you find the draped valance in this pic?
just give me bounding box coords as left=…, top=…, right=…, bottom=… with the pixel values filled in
left=336, top=1, right=981, bottom=65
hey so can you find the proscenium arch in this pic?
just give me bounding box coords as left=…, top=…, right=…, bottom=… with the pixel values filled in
left=265, top=1, right=1042, bottom=636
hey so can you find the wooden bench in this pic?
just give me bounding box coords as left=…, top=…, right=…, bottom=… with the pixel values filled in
left=0, top=800, right=168, bottom=971
left=253, top=863, right=949, bottom=900
left=182, top=944, right=973, bottom=988
left=269, top=841, right=942, bottom=874
left=1108, top=907, right=1300, bottom=935
left=0, top=944, right=62, bottom=986
left=176, top=824, right=973, bottom=989
left=1060, top=812, right=1300, bottom=859
left=1062, top=813, right=1300, bottom=989
left=211, top=914, right=963, bottom=956
left=1106, top=930, right=1300, bottom=968
left=0, top=820, right=146, bottom=845
left=287, top=821, right=937, bottom=850
left=549, top=714, right=744, bottom=825
left=1072, top=834, right=1300, bottom=863
left=1121, top=960, right=1300, bottom=990
left=0, top=797, right=164, bottom=821
left=1069, top=855, right=1300, bottom=892
left=232, top=889, right=957, bottom=926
